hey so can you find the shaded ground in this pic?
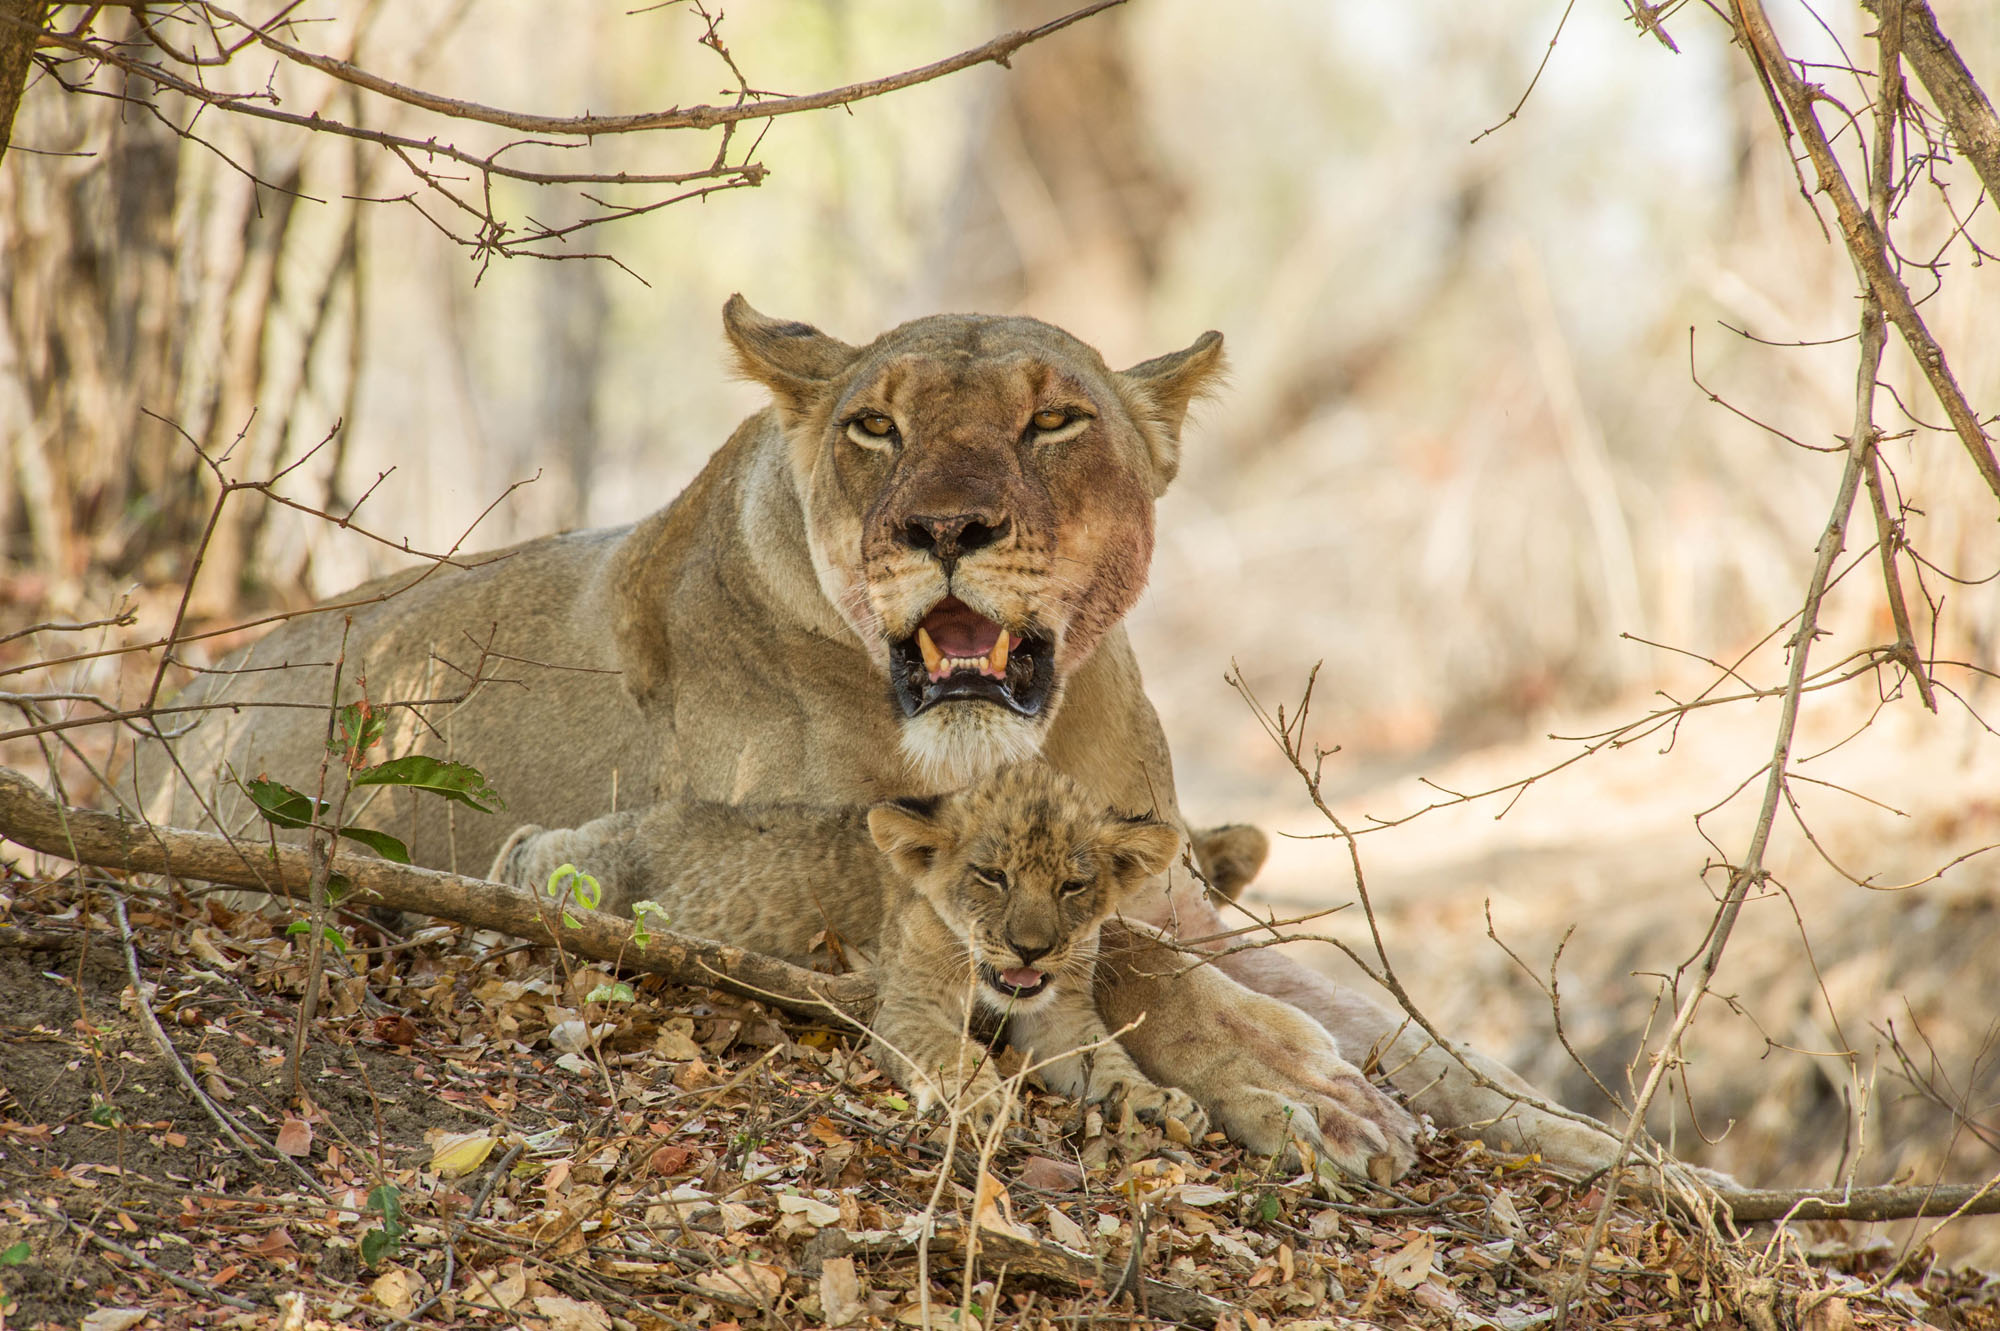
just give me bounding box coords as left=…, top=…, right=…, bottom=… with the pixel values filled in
left=3, top=865, right=1998, bottom=1330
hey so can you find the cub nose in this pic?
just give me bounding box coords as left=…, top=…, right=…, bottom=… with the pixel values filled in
left=1009, top=941, right=1051, bottom=966
left=901, top=512, right=1009, bottom=574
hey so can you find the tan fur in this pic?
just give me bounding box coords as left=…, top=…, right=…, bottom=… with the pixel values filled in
left=861, top=763, right=1200, bottom=1138
left=1190, top=823, right=1269, bottom=901
left=142, top=297, right=1637, bottom=1180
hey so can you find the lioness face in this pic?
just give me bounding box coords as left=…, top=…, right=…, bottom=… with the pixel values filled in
left=724, top=297, right=1223, bottom=786
left=867, top=763, right=1181, bottom=1014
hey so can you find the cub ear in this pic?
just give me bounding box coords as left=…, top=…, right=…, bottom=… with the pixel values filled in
left=1116, top=330, right=1226, bottom=495
left=867, top=795, right=952, bottom=881
left=1099, top=814, right=1183, bottom=888
left=722, top=294, right=860, bottom=413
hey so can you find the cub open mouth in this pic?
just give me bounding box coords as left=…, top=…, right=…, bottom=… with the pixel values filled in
left=891, top=597, right=1054, bottom=719
left=981, top=964, right=1050, bottom=1000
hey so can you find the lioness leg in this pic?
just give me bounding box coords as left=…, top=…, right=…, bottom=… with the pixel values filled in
left=1152, top=882, right=1629, bottom=1171
left=1096, top=921, right=1418, bottom=1182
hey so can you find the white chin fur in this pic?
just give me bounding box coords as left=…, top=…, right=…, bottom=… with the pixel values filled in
left=899, top=702, right=1045, bottom=789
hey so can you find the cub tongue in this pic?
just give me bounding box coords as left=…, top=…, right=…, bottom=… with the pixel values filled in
left=921, top=598, right=1003, bottom=658
left=998, top=967, right=1045, bottom=990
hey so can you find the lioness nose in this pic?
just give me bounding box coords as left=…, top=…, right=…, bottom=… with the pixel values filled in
left=901, top=512, right=1009, bottom=574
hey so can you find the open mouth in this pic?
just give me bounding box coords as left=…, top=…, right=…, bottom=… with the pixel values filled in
left=891, top=597, right=1054, bottom=719
left=980, top=964, right=1050, bottom=1001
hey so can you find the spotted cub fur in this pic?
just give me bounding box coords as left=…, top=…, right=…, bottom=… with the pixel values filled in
left=866, top=764, right=1205, bottom=1139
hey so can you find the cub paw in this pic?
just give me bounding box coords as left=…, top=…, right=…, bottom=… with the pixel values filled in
left=1102, top=1078, right=1210, bottom=1140
left=913, top=1071, right=1013, bottom=1143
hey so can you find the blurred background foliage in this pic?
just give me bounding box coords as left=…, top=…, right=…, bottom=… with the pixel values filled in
left=4, top=0, right=2000, bottom=1235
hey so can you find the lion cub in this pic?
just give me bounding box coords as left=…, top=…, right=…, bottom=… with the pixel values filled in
left=865, top=764, right=1207, bottom=1139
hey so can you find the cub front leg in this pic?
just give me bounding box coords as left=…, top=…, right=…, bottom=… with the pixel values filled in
left=1009, top=1000, right=1209, bottom=1138
left=1097, top=922, right=1418, bottom=1182
left=870, top=1002, right=1010, bottom=1139
left=869, top=910, right=1014, bottom=1139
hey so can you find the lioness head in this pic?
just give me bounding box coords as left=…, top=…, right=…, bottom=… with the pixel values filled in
left=866, top=763, right=1180, bottom=1012
left=724, top=295, right=1224, bottom=786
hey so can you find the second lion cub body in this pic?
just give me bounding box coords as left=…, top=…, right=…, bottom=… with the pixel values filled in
left=865, top=765, right=1204, bottom=1137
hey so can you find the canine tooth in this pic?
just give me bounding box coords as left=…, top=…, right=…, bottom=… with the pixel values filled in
left=916, top=627, right=943, bottom=676
left=987, top=632, right=1010, bottom=677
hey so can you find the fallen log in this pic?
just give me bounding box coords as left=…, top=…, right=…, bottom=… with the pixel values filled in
left=0, top=766, right=875, bottom=1023
left=4, top=765, right=1997, bottom=1226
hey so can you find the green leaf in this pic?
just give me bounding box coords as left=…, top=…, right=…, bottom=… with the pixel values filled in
left=246, top=778, right=319, bottom=830
left=0, top=1240, right=29, bottom=1265
left=246, top=778, right=410, bottom=862
left=631, top=901, right=669, bottom=949
left=367, top=1183, right=404, bottom=1228
left=330, top=702, right=386, bottom=760
left=353, top=755, right=504, bottom=813
left=586, top=982, right=636, bottom=1004
left=544, top=863, right=600, bottom=910
left=1256, top=1192, right=1281, bottom=1223
left=359, top=1226, right=401, bottom=1268
left=284, top=920, right=351, bottom=955
left=89, top=1101, right=122, bottom=1127
left=336, top=825, right=411, bottom=864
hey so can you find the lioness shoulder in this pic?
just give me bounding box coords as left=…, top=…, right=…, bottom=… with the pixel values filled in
left=863, top=763, right=1205, bottom=1138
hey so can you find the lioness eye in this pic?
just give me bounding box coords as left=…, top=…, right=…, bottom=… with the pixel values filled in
left=973, top=868, right=1008, bottom=890
left=1024, top=406, right=1092, bottom=444
left=845, top=413, right=898, bottom=447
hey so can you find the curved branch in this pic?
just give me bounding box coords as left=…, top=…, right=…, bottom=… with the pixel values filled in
left=202, top=2, right=1124, bottom=137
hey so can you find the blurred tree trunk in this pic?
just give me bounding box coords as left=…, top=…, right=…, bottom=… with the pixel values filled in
left=0, top=1, right=44, bottom=166
left=915, top=0, right=1180, bottom=349
left=1, top=16, right=348, bottom=613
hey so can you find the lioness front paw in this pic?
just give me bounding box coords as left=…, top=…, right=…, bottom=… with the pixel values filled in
left=1217, top=1064, right=1417, bottom=1185
left=1172, top=997, right=1419, bottom=1183
left=1101, top=1078, right=1210, bottom=1140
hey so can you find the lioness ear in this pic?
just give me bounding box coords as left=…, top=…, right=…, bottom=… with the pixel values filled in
left=722, top=294, right=860, bottom=414
left=1099, top=815, right=1183, bottom=888
left=868, top=796, right=953, bottom=881
left=1117, top=330, right=1226, bottom=495
left=1190, top=823, right=1270, bottom=903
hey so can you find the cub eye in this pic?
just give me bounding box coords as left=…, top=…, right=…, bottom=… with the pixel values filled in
left=973, top=867, right=1009, bottom=891
left=845, top=413, right=898, bottom=448
left=1059, top=879, right=1091, bottom=897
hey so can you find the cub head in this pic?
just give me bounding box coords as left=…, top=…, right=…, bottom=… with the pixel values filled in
left=866, top=763, right=1181, bottom=1014
left=724, top=295, right=1225, bottom=787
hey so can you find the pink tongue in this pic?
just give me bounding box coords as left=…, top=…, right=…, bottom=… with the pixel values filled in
left=998, top=967, right=1045, bottom=989
left=922, top=598, right=1003, bottom=658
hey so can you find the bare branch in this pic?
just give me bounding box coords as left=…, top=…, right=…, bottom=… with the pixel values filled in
left=1861, top=0, right=2000, bottom=203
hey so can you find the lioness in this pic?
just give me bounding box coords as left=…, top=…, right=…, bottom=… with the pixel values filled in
left=143, top=296, right=1628, bottom=1179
